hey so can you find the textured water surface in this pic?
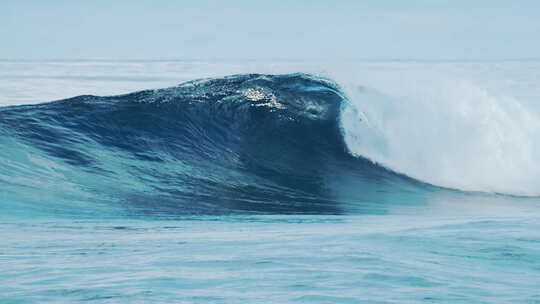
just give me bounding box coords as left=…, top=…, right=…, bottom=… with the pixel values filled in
left=2, top=216, right=540, bottom=304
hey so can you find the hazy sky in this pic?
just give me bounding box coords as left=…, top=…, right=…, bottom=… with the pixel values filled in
left=2, top=0, right=540, bottom=60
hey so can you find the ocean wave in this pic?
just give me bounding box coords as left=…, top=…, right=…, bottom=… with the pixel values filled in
left=0, top=73, right=535, bottom=217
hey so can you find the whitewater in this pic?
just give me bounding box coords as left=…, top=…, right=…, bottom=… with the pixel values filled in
left=1, top=60, right=539, bottom=303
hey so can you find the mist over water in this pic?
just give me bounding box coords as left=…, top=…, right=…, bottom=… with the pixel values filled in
left=338, top=67, right=540, bottom=196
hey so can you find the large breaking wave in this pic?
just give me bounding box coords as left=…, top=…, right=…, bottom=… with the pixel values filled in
left=0, top=73, right=536, bottom=217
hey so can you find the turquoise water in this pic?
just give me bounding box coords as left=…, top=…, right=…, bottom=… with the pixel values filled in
left=2, top=215, right=540, bottom=303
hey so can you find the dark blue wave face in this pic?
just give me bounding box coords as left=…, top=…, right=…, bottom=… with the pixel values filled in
left=0, top=73, right=454, bottom=217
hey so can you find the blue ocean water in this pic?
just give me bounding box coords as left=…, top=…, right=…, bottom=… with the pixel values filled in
left=1, top=61, right=539, bottom=303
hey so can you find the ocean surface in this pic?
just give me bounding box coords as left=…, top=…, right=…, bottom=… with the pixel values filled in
left=1, top=60, right=539, bottom=303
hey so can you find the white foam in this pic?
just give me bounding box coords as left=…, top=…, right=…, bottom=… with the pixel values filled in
left=336, top=63, right=540, bottom=196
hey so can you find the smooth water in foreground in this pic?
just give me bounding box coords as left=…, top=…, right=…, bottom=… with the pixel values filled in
left=1, top=60, right=540, bottom=303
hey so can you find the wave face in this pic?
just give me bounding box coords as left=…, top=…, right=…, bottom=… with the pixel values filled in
left=1, top=73, right=439, bottom=217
